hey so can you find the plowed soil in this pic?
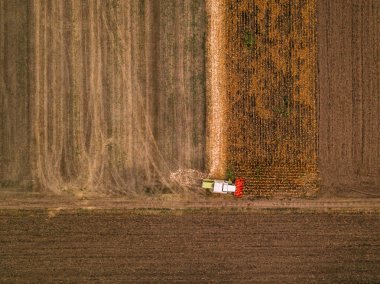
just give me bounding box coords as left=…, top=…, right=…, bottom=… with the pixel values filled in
left=317, top=0, right=380, bottom=194
left=1, top=209, right=379, bottom=283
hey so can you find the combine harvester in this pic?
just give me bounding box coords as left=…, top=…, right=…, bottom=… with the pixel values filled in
left=202, top=178, right=244, bottom=197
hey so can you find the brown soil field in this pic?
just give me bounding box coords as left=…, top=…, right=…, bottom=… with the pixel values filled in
left=0, top=0, right=31, bottom=188
left=0, top=209, right=379, bottom=283
left=317, top=0, right=380, bottom=195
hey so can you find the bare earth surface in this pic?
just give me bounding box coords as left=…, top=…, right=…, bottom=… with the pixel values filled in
left=0, top=194, right=379, bottom=283
left=317, top=0, right=380, bottom=191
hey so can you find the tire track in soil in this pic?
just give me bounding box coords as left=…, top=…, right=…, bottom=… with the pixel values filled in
left=0, top=0, right=207, bottom=193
